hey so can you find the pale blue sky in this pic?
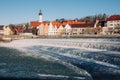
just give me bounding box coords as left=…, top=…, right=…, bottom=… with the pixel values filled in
left=0, top=0, right=120, bottom=25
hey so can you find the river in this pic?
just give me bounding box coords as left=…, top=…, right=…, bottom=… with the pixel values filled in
left=0, top=38, right=120, bottom=80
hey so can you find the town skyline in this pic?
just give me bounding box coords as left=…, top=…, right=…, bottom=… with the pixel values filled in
left=0, top=0, right=120, bottom=25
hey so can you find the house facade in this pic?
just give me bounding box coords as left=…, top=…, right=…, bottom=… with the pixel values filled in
left=107, top=15, right=120, bottom=34
left=44, top=23, right=49, bottom=36
left=57, top=25, right=65, bottom=36
left=3, top=26, right=14, bottom=35
left=30, top=21, right=41, bottom=35
left=48, top=22, right=57, bottom=35
left=70, top=23, right=95, bottom=35
left=64, top=24, right=72, bottom=35
left=37, top=23, right=44, bottom=35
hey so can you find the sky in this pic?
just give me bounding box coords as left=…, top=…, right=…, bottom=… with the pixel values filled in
left=0, top=0, right=120, bottom=25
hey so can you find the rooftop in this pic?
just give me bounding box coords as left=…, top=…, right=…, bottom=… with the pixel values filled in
left=108, top=15, right=120, bottom=21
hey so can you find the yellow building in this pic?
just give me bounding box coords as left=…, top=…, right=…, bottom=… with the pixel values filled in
left=3, top=26, right=14, bottom=35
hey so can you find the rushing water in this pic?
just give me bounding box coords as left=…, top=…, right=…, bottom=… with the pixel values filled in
left=0, top=37, right=120, bottom=80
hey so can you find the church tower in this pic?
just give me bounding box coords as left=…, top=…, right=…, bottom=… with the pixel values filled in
left=39, top=10, right=43, bottom=22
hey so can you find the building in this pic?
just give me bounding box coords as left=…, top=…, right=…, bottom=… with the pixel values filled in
left=44, top=23, right=49, bottom=36
left=64, top=24, right=72, bottom=35
left=67, top=23, right=95, bottom=36
left=30, top=10, right=49, bottom=35
left=30, top=21, right=40, bottom=35
left=57, top=25, right=65, bottom=36
left=48, top=22, right=58, bottom=36
left=72, top=23, right=95, bottom=35
left=37, top=23, right=44, bottom=35
left=107, top=15, right=120, bottom=34
left=3, top=25, right=14, bottom=35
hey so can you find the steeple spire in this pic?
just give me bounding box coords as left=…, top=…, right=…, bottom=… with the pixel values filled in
left=39, top=10, right=42, bottom=15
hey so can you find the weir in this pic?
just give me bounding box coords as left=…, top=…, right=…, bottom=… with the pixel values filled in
left=0, top=38, right=120, bottom=80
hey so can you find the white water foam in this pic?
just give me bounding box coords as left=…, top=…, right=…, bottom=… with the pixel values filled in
left=0, top=39, right=120, bottom=75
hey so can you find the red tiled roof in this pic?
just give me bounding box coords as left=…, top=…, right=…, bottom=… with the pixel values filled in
left=51, top=21, right=61, bottom=28
left=30, top=21, right=41, bottom=26
left=69, top=22, right=86, bottom=24
left=69, top=23, right=94, bottom=28
left=30, top=21, right=50, bottom=27
left=68, top=20, right=75, bottom=24
left=108, top=15, right=120, bottom=21
left=42, top=22, right=47, bottom=26
left=62, top=21, right=86, bottom=26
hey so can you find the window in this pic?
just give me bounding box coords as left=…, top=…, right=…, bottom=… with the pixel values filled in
left=73, top=33, right=77, bottom=35
left=110, top=24, right=113, bottom=26
left=80, top=32, right=83, bottom=34
left=82, top=29, right=84, bottom=32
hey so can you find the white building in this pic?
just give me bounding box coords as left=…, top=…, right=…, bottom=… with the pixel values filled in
left=64, top=24, right=72, bottom=35
left=48, top=23, right=57, bottom=35
left=57, top=25, right=65, bottom=35
left=107, top=15, right=120, bottom=33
